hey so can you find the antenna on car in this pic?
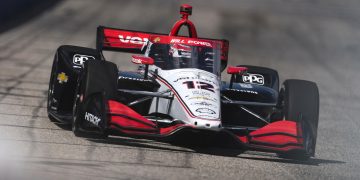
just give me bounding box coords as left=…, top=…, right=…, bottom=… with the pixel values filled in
left=180, top=4, right=192, bottom=19
left=169, top=4, right=198, bottom=38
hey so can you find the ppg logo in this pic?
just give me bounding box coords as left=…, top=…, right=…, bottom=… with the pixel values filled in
left=242, top=73, right=264, bottom=85
left=73, top=54, right=95, bottom=66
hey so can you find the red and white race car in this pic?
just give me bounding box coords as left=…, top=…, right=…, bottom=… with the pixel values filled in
left=47, top=4, right=319, bottom=160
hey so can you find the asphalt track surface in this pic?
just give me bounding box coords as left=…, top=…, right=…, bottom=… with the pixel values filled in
left=0, top=0, right=359, bottom=179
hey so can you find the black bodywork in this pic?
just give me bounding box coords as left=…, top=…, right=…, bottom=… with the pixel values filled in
left=48, top=46, right=101, bottom=122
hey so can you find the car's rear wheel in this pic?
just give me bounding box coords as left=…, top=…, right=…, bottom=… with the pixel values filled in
left=279, top=79, right=319, bottom=160
left=47, top=53, right=58, bottom=122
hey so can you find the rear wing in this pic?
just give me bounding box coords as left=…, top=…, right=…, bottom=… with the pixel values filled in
left=96, top=26, right=229, bottom=67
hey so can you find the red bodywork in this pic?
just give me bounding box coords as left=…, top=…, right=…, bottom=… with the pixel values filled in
left=227, top=66, right=248, bottom=74
left=107, top=100, right=304, bottom=152
left=96, top=5, right=229, bottom=62
left=131, top=55, right=154, bottom=65
left=99, top=28, right=229, bottom=62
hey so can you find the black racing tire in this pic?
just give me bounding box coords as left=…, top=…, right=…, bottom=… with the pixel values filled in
left=279, top=79, right=319, bottom=160
left=71, top=60, right=118, bottom=139
left=47, top=53, right=59, bottom=122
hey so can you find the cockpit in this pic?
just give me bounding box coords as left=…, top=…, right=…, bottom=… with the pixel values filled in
left=144, top=37, right=222, bottom=76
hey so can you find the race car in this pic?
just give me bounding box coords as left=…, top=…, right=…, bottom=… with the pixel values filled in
left=47, top=4, right=319, bottom=159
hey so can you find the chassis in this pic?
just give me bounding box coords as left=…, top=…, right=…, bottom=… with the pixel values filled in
left=47, top=5, right=319, bottom=159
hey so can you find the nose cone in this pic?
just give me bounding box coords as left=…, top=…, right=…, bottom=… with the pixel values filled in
left=164, top=69, right=221, bottom=121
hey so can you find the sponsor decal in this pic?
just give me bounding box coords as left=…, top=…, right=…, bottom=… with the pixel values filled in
left=73, top=54, right=95, bottom=66
left=118, top=76, right=151, bottom=82
left=191, top=90, right=211, bottom=96
left=239, top=83, right=253, bottom=88
left=187, top=96, right=217, bottom=102
left=183, top=81, right=215, bottom=92
left=119, top=35, right=148, bottom=45
left=153, top=37, right=161, bottom=43
left=242, top=73, right=264, bottom=85
left=196, top=108, right=216, bottom=114
left=173, top=76, right=216, bottom=85
left=170, top=38, right=212, bottom=47
left=57, top=72, right=68, bottom=84
left=132, top=57, right=143, bottom=64
left=228, top=88, right=258, bottom=94
left=191, top=102, right=213, bottom=107
left=85, top=112, right=101, bottom=126
left=173, top=77, right=191, bottom=83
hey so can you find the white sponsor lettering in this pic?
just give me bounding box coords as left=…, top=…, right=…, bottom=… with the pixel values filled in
left=187, top=40, right=212, bottom=47
left=132, top=58, right=142, bottom=64
left=119, top=35, right=149, bottom=45
left=85, top=112, right=101, bottom=126
left=228, top=88, right=258, bottom=94
left=170, top=39, right=185, bottom=43
left=242, top=73, right=264, bottom=85
left=170, top=39, right=212, bottom=47
left=73, top=54, right=95, bottom=66
left=239, top=83, right=253, bottom=88
left=118, top=76, right=151, bottom=82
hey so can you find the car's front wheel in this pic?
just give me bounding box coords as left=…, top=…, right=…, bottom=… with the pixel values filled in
left=279, top=79, right=319, bottom=160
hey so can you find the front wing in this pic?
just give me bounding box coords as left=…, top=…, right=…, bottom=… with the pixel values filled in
left=80, top=94, right=306, bottom=154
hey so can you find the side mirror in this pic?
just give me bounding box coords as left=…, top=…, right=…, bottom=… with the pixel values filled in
left=131, top=55, right=154, bottom=65
left=227, top=66, right=248, bottom=89
left=131, top=55, right=154, bottom=79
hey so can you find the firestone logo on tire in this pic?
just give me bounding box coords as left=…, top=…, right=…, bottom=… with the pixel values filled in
left=242, top=73, right=264, bottom=85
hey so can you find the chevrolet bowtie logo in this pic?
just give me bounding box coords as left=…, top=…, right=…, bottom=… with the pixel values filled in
left=57, top=72, right=68, bottom=84
left=154, top=37, right=161, bottom=43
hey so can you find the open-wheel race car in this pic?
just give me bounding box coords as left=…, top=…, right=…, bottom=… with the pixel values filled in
left=47, top=4, right=319, bottom=159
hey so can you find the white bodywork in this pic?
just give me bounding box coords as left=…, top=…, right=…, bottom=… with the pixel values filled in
left=148, top=67, right=221, bottom=129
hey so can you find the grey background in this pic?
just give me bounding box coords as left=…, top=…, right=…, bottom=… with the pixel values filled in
left=0, top=0, right=359, bottom=179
